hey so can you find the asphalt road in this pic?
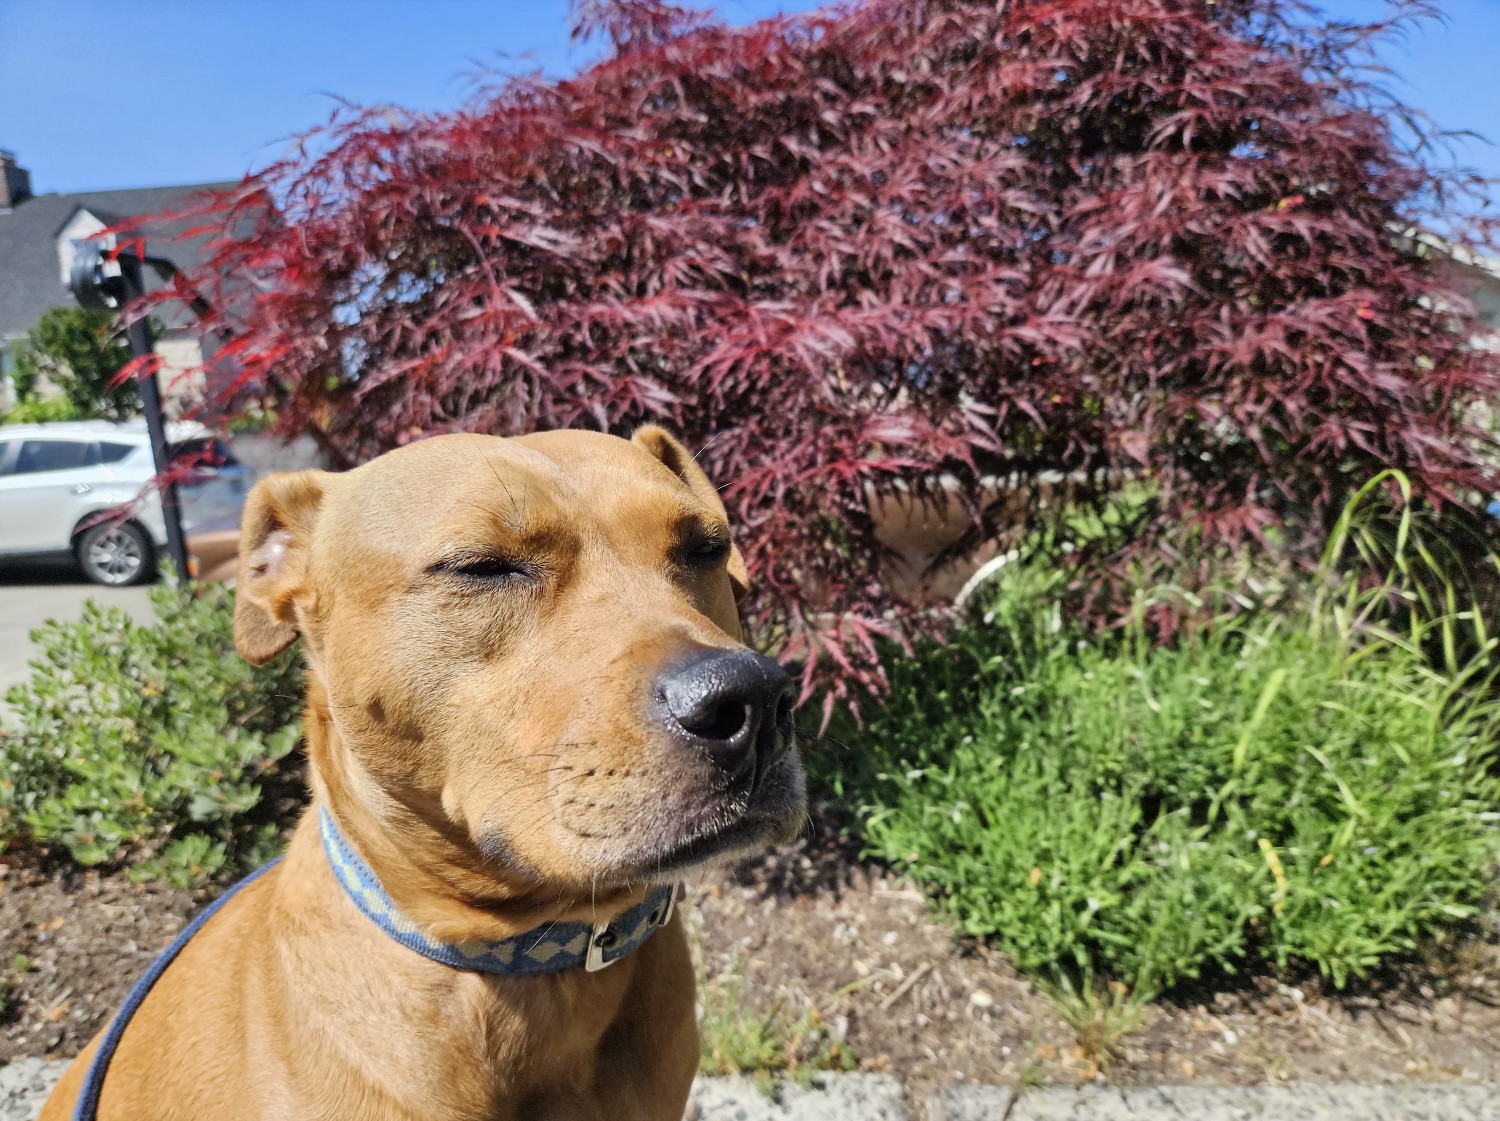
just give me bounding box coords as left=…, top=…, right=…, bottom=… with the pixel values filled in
left=0, top=561, right=156, bottom=706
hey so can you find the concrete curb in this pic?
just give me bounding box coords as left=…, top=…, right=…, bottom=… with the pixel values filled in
left=926, top=1082, right=1017, bottom=1119
left=1006, top=1083, right=1500, bottom=1121
left=687, top=1073, right=907, bottom=1119
left=0, top=1059, right=69, bottom=1121
left=5, top=1061, right=1499, bottom=1120
left=687, top=1076, right=1500, bottom=1121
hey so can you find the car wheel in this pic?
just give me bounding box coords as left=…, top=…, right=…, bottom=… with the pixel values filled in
left=77, top=521, right=154, bottom=586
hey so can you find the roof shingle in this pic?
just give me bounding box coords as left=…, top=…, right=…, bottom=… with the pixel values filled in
left=0, top=181, right=235, bottom=341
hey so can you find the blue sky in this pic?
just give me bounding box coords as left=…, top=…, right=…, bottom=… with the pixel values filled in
left=1, top=0, right=1496, bottom=207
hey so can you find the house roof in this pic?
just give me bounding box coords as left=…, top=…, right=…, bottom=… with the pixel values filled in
left=0, top=180, right=235, bottom=341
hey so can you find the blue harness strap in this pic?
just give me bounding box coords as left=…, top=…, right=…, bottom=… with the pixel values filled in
left=72, top=856, right=283, bottom=1121
left=72, top=808, right=678, bottom=1120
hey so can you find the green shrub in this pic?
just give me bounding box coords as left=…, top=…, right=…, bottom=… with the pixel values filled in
left=2, top=395, right=84, bottom=425
left=820, top=482, right=1500, bottom=996
left=0, top=579, right=303, bottom=881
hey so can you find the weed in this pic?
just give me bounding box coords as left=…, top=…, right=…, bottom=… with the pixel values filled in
left=697, top=968, right=857, bottom=1086
left=1038, top=974, right=1148, bottom=1066
left=1251, top=1036, right=1291, bottom=1082
left=698, top=971, right=790, bottom=1076
left=1016, top=1055, right=1047, bottom=1088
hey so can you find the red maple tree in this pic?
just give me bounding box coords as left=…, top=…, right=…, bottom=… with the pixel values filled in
left=147, top=0, right=1499, bottom=714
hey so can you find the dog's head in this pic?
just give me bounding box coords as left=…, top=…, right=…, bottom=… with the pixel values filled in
left=234, top=428, right=804, bottom=893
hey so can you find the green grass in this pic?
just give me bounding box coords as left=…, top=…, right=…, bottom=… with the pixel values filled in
left=697, top=968, right=857, bottom=1089
left=819, top=474, right=1500, bottom=998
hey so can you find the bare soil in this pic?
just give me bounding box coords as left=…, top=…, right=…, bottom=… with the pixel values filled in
left=5, top=827, right=1500, bottom=1094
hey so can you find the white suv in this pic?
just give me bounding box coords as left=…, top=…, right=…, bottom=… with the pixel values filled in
left=0, top=419, right=254, bottom=585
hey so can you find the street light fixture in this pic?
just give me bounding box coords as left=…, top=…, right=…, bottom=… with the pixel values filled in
left=68, top=241, right=193, bottom=583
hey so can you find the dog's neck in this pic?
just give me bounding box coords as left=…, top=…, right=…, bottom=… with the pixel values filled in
left=300, top=678, right=653, bottom=946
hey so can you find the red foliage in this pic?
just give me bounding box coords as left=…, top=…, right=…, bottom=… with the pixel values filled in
left=147, top=0, right=1500, bottom=710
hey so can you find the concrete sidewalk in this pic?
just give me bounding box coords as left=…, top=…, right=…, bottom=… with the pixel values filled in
left=10, top=1063, right=1497, bottom=1121
left=0, top=572, right=154, bottom=704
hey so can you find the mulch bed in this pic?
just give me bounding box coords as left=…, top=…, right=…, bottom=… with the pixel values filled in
left=0, top=850, right=198, bottom=1062
left=5, top=826, right=1500, bottom=1094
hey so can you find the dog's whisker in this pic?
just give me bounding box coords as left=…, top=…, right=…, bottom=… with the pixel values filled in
left=476, top=760, right=606, bottom=823
left=482, top=765, right=587, bottom=809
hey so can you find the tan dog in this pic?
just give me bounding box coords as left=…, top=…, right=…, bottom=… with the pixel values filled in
left=41, top=427, right=805, bottom=1121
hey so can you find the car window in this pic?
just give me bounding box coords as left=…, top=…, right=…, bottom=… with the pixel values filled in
left=0, top=440, right=14, bottom=476
left=98, top=442, right=138, bottom=464
left=13, top=439, right=99, bottom=475
left=168, top=436, right=239, bottom=469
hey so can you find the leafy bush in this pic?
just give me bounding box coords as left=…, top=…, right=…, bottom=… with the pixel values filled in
left=2, top=395, right=84, bottom=425
left=145, top=0, right=1499, bottom=705
left=820, top=486, right=1500, bottom=995
left=0, top=579, right=302, bottom=882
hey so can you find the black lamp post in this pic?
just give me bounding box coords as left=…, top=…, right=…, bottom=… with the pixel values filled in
left=68, top=241, right=193, bottom=583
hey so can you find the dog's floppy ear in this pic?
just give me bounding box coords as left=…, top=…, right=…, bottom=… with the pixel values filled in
left=632, top=425, right=750, bottom=602
left=235, top=470, right=329, bottom=664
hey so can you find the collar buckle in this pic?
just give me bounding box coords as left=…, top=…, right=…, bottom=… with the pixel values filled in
left=584, top=884, right=682, bottom=972
left=585, top=919, right=619, bottom=972
left=655, top=882, right=682, bottom=929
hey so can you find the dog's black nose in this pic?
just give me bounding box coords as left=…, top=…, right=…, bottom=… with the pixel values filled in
left=659, top=648, right=795, bottom=786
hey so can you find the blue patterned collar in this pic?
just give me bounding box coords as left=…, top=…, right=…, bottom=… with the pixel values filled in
left=318, top=805, right=680, bottom=974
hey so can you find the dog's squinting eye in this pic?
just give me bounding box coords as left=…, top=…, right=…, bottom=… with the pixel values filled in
left=683, top=536, right=731, bottom=567
left=431, top=555, right=531, bottom=584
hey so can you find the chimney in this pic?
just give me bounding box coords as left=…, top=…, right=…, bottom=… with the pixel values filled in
left=0, top=151, right=32, bottom=208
